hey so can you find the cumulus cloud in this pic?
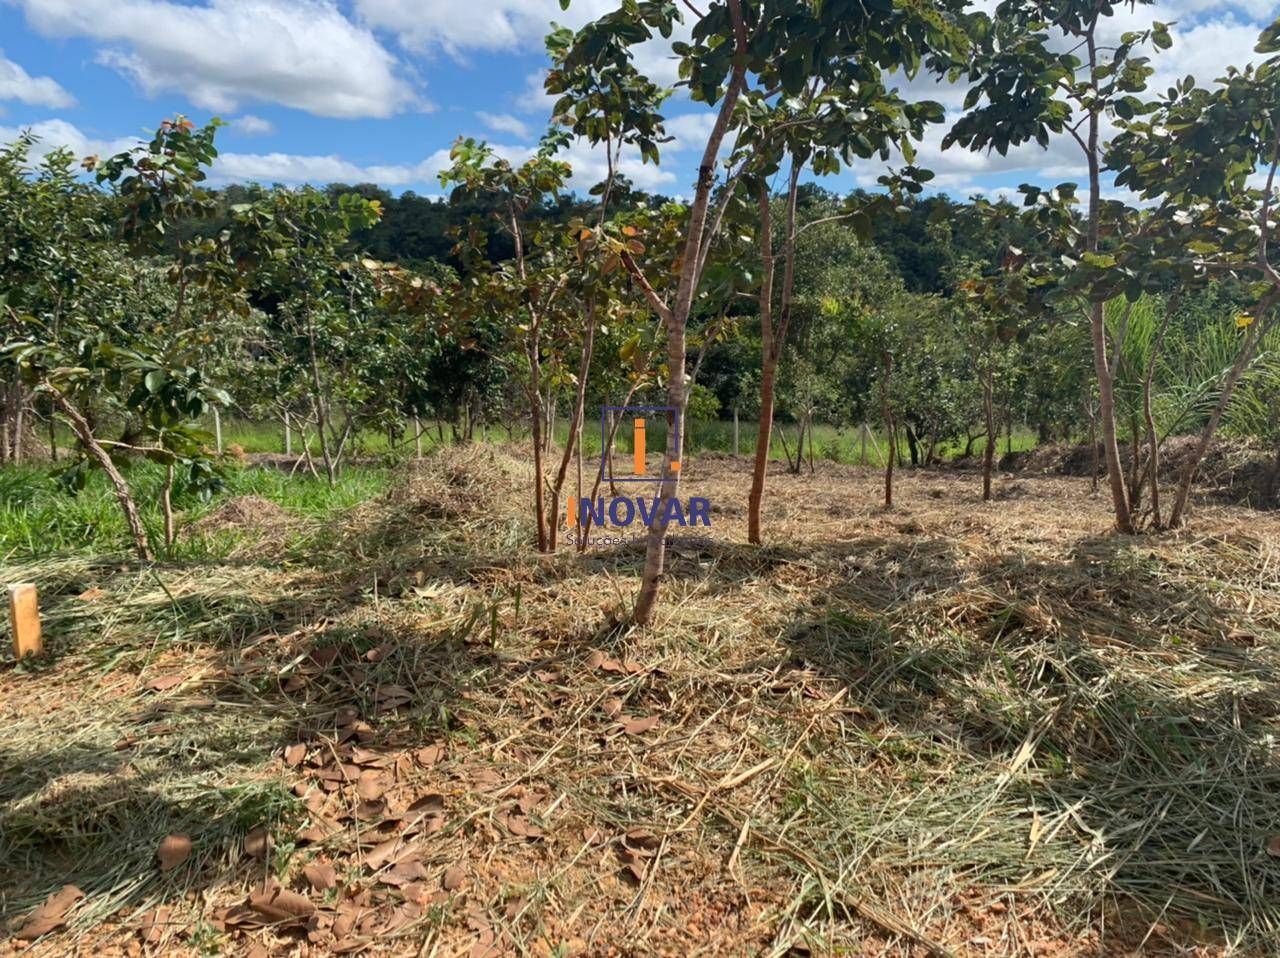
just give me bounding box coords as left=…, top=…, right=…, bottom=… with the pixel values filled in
left=354, top=0, right=615, bottom=55
left=14, top=0, right=420, bottom=118
left=0, top=52, right=75, bottom=108
left=477, top=111, right=532, bottom=140
left=358, top=0, right=690, bottom=89
left=230, top=114, right=275, bottom=135
left=0, top=118, right=141, bottom=162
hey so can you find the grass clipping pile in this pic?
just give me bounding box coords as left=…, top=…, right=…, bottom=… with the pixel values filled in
left=3, top=447, right=1280, bottom=956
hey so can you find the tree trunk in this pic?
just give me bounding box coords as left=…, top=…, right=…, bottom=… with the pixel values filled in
left=1168, top=310, right=1272, bottom=528
left=161, top=461, right=176, bottom=549
left=905, top=422, right=920, bottom=467
left=632, top=0, right=747, bottom=625
left=881, top=352, right=895, bottom=509
left=284, top=410, right=292, bottom=455
left=305, top=315, right=336, bottom=486
left=549, top=305, right=597, bottom=551
left=1141, top=306, right=1172, bottom=529
left=982, top=365, right=995, bottom=502
left=213, top=406, right=222, bottom=455
left=1083, top=25, right=1135, bottom=533
left=530, top=394, right=548, bottom=551
left=51, top=388, right=152, bottom=561
left=806, top=412, right=815, bottom=475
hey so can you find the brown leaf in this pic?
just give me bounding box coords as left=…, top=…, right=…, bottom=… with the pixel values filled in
left=356, top=770, right=385, bottom=802
left=304, top=862, right=337, bottom=892
left=585, top=650, right=605, bottom=670
left=283, top=743, right=307, bottom=767
left=1266, top=836, right=1280, bottom=858
left=14, top=885, right=84, bottom=940
left=364, top=837, right=413, bottom=870
left=504, top=896, right=529, bottom=920
left=381, top=858, right=429, bottom=888
left=247, top=883, right=316, bottom=925
left=441, top=865, right=466, bottom=891
left=309, top=646, right=340, bottom=668
left=374, top=684, right=412, bottom=711
left=145, top=674, right=184, bottom=692
left=603, top=697, right=623, bottom=717
left=297, top=817, right=342, bottom=844
left=408, top=792, right=445, bottom=815
left=244, top=825, right=272, bottom=860
left=138, top=906, right=171, bottom=945
left=157, top=834, right=192, bottom=871
left=77, top=587, right=105, bottom=602
left=415, top=743, right=445, bottom=766
left=625, top=827, right=660, bottom=851
left=502, top=813, right=545, bottom=839
left=349, top=746, right=392, bottom=767
left=534, top=669, right=561, bottom=683
left=621, top=715, right=660, bottom=735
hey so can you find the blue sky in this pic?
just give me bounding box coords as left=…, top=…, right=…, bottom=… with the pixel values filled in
left=0, top=0, right=1276, bottom=202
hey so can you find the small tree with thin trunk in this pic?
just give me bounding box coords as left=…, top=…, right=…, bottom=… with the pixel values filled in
left=947, top=1, right=1175, bottom=533
left=1107, top=17, right=1280, bottom=528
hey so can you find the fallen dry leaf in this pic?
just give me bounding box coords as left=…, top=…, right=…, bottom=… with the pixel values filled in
left=157, top=834, right=192, bottom=871
left=381, top=858, right=428, bottom=887
left=621, top=715, right=660, bottom=735
left=356, top=770, right=384, bottom=802
left=138, top=906, right=171, bottom=945
left=14, top=885, right=84, bottom=940
left=304, top=862, right=337, bottom=892
left=415, top=743, right=445, bottom=766
left=247, top=883, right=315, bottom=925
left=603, top=697, right=623, bottom=717
left=244, top=825, right=272, bottom=860
left=145, top=674, right=184, bottom=693
left=283, top=743, right=307, bottom=767
left=442, top=865, right=466, bottom=891
left=77, top=587, right=105, bottom=602
left=1266, top=836, right=1280, bottom=858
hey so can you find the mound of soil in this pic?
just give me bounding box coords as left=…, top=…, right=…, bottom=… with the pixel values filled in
left=1005, top=436, right=1280, bottom=508
left=389, top=444, right=533, bottom=522
left=192, top=495, right=291, bottom=534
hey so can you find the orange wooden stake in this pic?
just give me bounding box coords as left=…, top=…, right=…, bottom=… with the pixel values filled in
left=633, top=418, right=646, bottom=475
left=8, top=583, right=42, bottom=659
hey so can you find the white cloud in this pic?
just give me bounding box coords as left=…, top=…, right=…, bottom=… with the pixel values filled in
left=354, top=0, right=615, bottom=55
left=0, top=53, right=75, bottom=108
left=230, top=114, right=275, bottom=135
left=477, top=111, right=531, bottom=140
left=0, top=118, right=141, bottom=163
left=517, top=70, right=554, bottom=115
left=661, top=112, right=716, bottom=152
left=358, top=0, right=690, bottom=88
left=212, top=147, right=457, bottom=186
left=15, top=0, right=420, bottom=118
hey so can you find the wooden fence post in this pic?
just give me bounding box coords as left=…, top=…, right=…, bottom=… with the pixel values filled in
left=8, top=583, right=41, bottom=659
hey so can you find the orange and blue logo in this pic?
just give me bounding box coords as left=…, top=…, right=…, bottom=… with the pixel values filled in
left=564, top=405, right=712, bottom=538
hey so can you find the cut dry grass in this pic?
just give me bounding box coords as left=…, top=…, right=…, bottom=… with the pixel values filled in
left=2, top=446, right=1279, bottom=956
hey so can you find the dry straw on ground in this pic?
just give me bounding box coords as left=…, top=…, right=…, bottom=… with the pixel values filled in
left=2, top=446, right=1279, bottom=956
